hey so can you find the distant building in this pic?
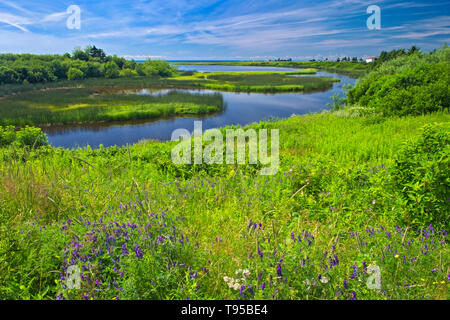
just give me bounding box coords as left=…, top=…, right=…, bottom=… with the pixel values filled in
left=365, top=56, right=377, bottom=63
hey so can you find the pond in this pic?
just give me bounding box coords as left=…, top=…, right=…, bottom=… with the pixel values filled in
left=43, top=65, right=357, bottom=148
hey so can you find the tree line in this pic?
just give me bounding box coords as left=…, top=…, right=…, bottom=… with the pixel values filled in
left=0, top=45, right=177, bottom=85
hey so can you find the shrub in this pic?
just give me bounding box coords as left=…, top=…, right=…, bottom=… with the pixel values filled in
left=119, top=68, right=138, bottom=77
left=14, top=126, right=48, bottom=148
left=348, top=45, right=450, bottom=116
left=0, top=126, right=16, bottom=146
left=67, top=67, right=84, bottom=80
left=104, top=61, right=120, bottom=79
left=392, top=123, right=449, bottom=229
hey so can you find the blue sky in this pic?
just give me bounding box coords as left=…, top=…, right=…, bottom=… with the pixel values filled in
left=0, top=0, right=449, bottom=60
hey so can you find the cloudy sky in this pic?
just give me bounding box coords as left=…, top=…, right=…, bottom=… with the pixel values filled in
left=0, top=0, right=449, bottom=60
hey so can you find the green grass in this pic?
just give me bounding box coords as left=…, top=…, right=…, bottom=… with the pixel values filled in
left=173, top=60, right=369, bottom=77
left=0, top=110, right=448, bottom=300
left=0, top=88, right=224, bottom=126
left=170, top=70, right=339, bottom=93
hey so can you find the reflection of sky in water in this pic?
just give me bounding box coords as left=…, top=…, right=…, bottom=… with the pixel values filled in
left=44, top=66, right=356, bottom=149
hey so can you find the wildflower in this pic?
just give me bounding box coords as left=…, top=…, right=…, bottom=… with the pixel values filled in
left=372, top=200, right=376, bottom=205
left=343, top=279, right=348, bottom=289
left=261, top=282, right=265, bottom=291
left=134, top=244, right=144, bottom=259
left=320, top=276, right=329, bottom=284
left=257, top=247, right=263, bottom=260
left=240, top=285, right=245, bottom=298
left=276, top=264, right=283, bottom=277
left=394, top=254, right=399, bottom=259
left=351, top=265, right=357, bottom=280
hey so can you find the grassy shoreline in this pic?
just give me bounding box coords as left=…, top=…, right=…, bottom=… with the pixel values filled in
left=0, top=87, right=224, bottom=126
left=173, top=60, right=369, bottom=77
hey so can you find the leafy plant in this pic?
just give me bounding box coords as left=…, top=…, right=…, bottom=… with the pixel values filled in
left=392, top=123, right=449, bottom=229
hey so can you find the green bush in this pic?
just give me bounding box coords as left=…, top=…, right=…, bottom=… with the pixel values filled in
left=105, top=61, right=120, bottom=79
left=0, top=126, right=16, bottom=146
left=392, top=123, right=450, bottom=229
left=67, top=67, right=84, bottom=80
left=119, top=68, right=138, bottom=77
left=14, top=126, right=48, bottom=148
left=348, top=45, right=450, bottom=116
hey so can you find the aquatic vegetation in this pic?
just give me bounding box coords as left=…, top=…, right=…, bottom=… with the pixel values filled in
left=0, top=88, right=224, bottom=126
left=171, top=70, right=340, bottom=93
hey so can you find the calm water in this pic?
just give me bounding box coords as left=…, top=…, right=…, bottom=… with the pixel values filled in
left=44, top=65, right=357, bottom=148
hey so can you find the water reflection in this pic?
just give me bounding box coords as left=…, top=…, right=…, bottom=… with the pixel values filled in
left=44, top=67, right=356, bottom=148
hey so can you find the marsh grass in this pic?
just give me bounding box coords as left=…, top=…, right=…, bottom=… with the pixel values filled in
left=0, top=88, right=224, bottom=126
left=171, top=70, right=339, bottom=93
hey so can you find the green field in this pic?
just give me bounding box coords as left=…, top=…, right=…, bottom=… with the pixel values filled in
left=173, top=60, right=369, bottom=77
left=170, top=69, right=339, bottom=93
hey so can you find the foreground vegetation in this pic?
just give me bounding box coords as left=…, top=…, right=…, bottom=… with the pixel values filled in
left=0, top=110, right=448, bottom=300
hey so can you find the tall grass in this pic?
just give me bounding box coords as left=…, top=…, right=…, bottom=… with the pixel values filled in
left=0, top=89, right=224, bottom=126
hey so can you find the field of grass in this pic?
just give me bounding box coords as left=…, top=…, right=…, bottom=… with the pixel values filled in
left=173, top=61, right=369, bottom=77
left=0, top=87, right=224, bottom=126
left=0, top=110, right=448, bottom=300
left=170, top=70, right=339, bottom=93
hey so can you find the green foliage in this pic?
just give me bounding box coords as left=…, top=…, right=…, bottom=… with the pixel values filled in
left=104, top=61, right=120, bottom=79
left=0, top=126, right=48, bottom=148
left=392, top=123, right=449, bottom=229
left=119, top=68, right=138, bottom=77
left=348, top=45, right=450, bottom=116
left=67, top=67, right=84, bottom=80
left=0, top=126, right=16, bottom=146
left=0, top=46, right=175, bottom=85
left=137, top=59, right=178, bottom=77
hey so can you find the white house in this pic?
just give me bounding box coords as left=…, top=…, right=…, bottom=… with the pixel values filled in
left=365, top=56, right=377, bottom=63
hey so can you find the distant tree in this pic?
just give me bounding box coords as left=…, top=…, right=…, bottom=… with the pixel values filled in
left=0, top=67, right=20, bottom=84
left=67, top=67, right=84, bottom=80
left=104, top=61, right=120, bottom=78
left=85, top=45, right=107, bottom=62
left=72, top=47, right=89, bottom=61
